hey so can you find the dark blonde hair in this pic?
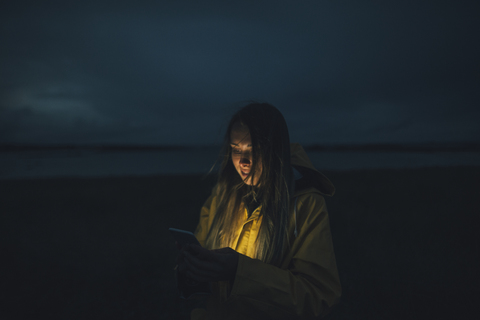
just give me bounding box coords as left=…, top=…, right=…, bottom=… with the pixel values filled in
left=205, top=102, right=293, bottom=266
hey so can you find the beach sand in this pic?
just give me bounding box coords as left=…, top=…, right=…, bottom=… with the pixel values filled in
left=1, top=167, right=479, bottom=319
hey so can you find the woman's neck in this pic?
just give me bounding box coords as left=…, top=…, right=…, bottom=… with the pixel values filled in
left=244, top=189, right=262, bottom=217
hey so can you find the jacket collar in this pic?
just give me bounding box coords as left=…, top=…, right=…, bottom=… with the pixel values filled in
left=290, top=143, right=335, bottom=197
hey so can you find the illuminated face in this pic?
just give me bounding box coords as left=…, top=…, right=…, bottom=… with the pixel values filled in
left=230, top=122, right=261, bottom=186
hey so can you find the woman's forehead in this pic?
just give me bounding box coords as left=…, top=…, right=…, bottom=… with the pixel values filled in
left=230, top=123, right=251, bottom=146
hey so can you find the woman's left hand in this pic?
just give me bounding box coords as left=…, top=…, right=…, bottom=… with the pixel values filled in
left=181, top=245, right=239, bottom=283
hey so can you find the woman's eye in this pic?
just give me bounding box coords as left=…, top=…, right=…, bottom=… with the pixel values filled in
left=232, top=149, right=242, bottom=154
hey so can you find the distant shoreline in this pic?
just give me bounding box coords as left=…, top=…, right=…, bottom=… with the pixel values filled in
left=1, top=142, right=480, bottom=153
left=304, top=143, right=480, bottom=153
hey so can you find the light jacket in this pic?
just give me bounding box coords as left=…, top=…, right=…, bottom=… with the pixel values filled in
left=192, top=143, right=341, bottom=319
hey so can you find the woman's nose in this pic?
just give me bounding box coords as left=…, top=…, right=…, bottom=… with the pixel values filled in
left=239, top=156, right=251, bottom=166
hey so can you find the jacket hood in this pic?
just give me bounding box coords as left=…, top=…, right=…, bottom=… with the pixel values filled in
left=290, top=143, right=335, bottom=197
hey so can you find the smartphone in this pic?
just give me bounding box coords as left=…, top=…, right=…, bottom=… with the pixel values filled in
left=169, top=228, right=201, bottom=248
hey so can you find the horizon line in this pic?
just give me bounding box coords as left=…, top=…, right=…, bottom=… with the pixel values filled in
left=1, top=142, right=480, bottom=153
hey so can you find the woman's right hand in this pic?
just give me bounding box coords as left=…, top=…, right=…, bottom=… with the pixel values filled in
left=176, top=243, right=200, bottom=286
left=175, top=241, right=186, bottom=272
left=181, top=245, right=239, bottom=283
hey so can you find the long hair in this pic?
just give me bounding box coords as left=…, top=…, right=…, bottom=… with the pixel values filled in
left=205, top=102, right=293, bottom=266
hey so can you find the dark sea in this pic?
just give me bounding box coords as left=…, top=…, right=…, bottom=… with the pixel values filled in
left=1, top=146, right=480, bottom=179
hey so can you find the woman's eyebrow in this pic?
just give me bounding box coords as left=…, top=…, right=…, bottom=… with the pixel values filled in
left=230, top=142, right=252, bottom=147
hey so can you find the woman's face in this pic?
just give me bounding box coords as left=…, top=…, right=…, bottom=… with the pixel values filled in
left=230, top=122, right=262, bottom=185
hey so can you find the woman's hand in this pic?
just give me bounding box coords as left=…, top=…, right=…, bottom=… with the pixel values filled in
left=180, top=245, right=239, bottom=283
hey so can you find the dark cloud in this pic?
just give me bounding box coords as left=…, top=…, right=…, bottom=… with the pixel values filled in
left=1, top=0, right=479, bottom=145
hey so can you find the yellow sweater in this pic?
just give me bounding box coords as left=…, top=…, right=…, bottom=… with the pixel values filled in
left=192, top=144, right=341, bottom=319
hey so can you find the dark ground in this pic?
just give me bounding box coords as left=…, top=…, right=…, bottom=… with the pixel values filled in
left=1, top=167, right=479, bottom=319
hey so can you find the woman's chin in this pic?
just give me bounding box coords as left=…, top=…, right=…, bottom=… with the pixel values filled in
left=242, top=177, right=253, bottom=185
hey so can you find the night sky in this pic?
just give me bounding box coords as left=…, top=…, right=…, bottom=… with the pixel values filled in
left=1, top=0, right=479, bottom=146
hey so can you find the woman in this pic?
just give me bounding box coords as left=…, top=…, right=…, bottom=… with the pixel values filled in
left=178, top=103, right=341, bottom=319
